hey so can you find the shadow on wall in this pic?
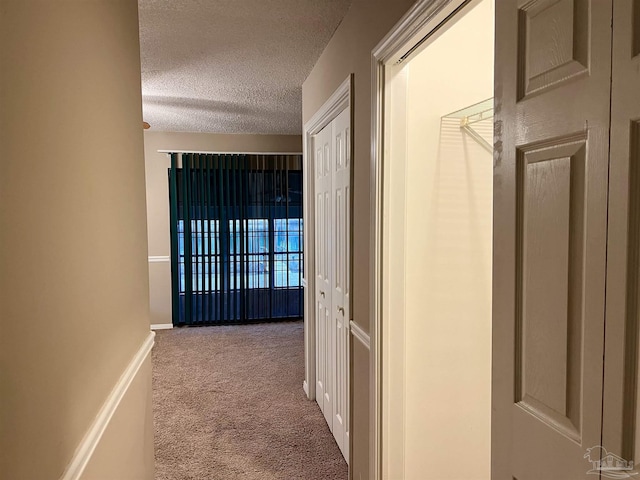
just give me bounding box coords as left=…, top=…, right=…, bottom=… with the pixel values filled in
left=431, top=115, right=493, bottom=301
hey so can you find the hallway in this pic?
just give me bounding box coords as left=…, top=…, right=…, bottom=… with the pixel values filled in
left=152, top=321, right=348, bottom=479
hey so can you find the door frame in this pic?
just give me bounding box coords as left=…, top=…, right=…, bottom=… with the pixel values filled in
left=302, top=74, right=353, bottom=402
left=369, top=0, right=483, bottom=477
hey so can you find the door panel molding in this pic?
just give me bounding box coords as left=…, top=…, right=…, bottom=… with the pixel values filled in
left=517, top=0, right=590, bottom=100
left=515, top=135, right=587, bottom=445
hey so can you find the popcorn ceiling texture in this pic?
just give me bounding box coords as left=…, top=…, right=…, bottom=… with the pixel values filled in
left=138, top=0, right=352, bottom=134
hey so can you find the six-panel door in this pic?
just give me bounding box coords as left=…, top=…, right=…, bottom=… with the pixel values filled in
left=332, top=107, right=351, bottom=461
left=314, top=122, right=333, bottom=428
left=494, top=1, right=613, bottom=478
left=313, top=108, right=351, bottom=463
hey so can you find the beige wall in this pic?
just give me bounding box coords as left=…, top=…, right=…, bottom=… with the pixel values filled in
left=303, top=0, right=418, bottom=477
left=401, top=1, right=493, bottom=477
left=144, top=131, right=302, bottom=325
left=0, top=1, right=153, bottom=479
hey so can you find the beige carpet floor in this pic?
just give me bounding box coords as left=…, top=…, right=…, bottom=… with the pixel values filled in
left=152, top=321, right=348, bottom=480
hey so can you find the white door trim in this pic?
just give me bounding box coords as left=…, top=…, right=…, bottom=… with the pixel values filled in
left=370, top=1, right=481, bottom=477
left=302, top=75, right=353, bottom=401
left=349, top=320, right=370, bottom=349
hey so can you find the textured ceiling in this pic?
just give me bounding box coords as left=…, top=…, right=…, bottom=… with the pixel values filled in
left=138, top=0, right=352, bottom=134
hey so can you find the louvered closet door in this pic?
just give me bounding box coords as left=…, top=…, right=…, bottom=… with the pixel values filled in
left=331, top=107, right=350, bottom=461
left=314, top=123, right=333, bottom=427
left=493, top=1, right=612, bottom=479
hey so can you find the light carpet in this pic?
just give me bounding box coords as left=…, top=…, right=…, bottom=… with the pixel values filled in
left=152, top=321, right=348, bottom=480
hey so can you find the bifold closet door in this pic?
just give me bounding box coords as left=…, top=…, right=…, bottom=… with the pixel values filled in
left=313, top=107, right=351, bottom=463
left=493, top=1, right=612, bottom=479
left=602, top=0, right=640, bottom=467
left=314, top=122, right=333, bottom=428
left=331, top=107, right=350, bottom=461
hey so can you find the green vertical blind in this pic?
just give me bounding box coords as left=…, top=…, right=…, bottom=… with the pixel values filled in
left=168, top=153, right=303, bottom=325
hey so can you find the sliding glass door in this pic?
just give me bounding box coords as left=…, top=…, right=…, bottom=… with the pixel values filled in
left=168, top=153, right=303, bottom=326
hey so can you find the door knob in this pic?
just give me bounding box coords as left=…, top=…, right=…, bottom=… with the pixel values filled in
left=337, top=306, right=344, bottom=315
left=320, top=291, right=325, bottom=297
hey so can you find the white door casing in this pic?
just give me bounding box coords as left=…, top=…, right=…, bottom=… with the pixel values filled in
left=304, top=76, right=352, bottom=465
left=370, top=1, right=488, bottom=478
left=303, top=76, right=351, bottom=404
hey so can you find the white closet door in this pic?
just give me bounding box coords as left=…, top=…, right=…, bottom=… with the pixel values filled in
left=314, top=123, right=333, bottom=427
left=331, top=107, right=350, bottom=461
left=313, top=107, right=351, bottom=464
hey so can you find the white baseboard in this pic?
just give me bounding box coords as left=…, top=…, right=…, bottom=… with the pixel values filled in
left=60, top=331, right=155, bottom=480
left=303, top=380, right=309, bottom=398
left=150, top=323, right=174, bottom=330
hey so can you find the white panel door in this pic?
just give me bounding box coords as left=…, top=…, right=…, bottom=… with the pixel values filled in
left=331, top=107, right=350, bottom=461
left=313, top=107, right=351, bottom=464
left=314, top=123, right=333, bottom=427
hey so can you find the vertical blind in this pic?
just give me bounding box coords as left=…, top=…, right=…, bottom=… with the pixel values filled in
left=168, top=153, right=303, bottom=326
